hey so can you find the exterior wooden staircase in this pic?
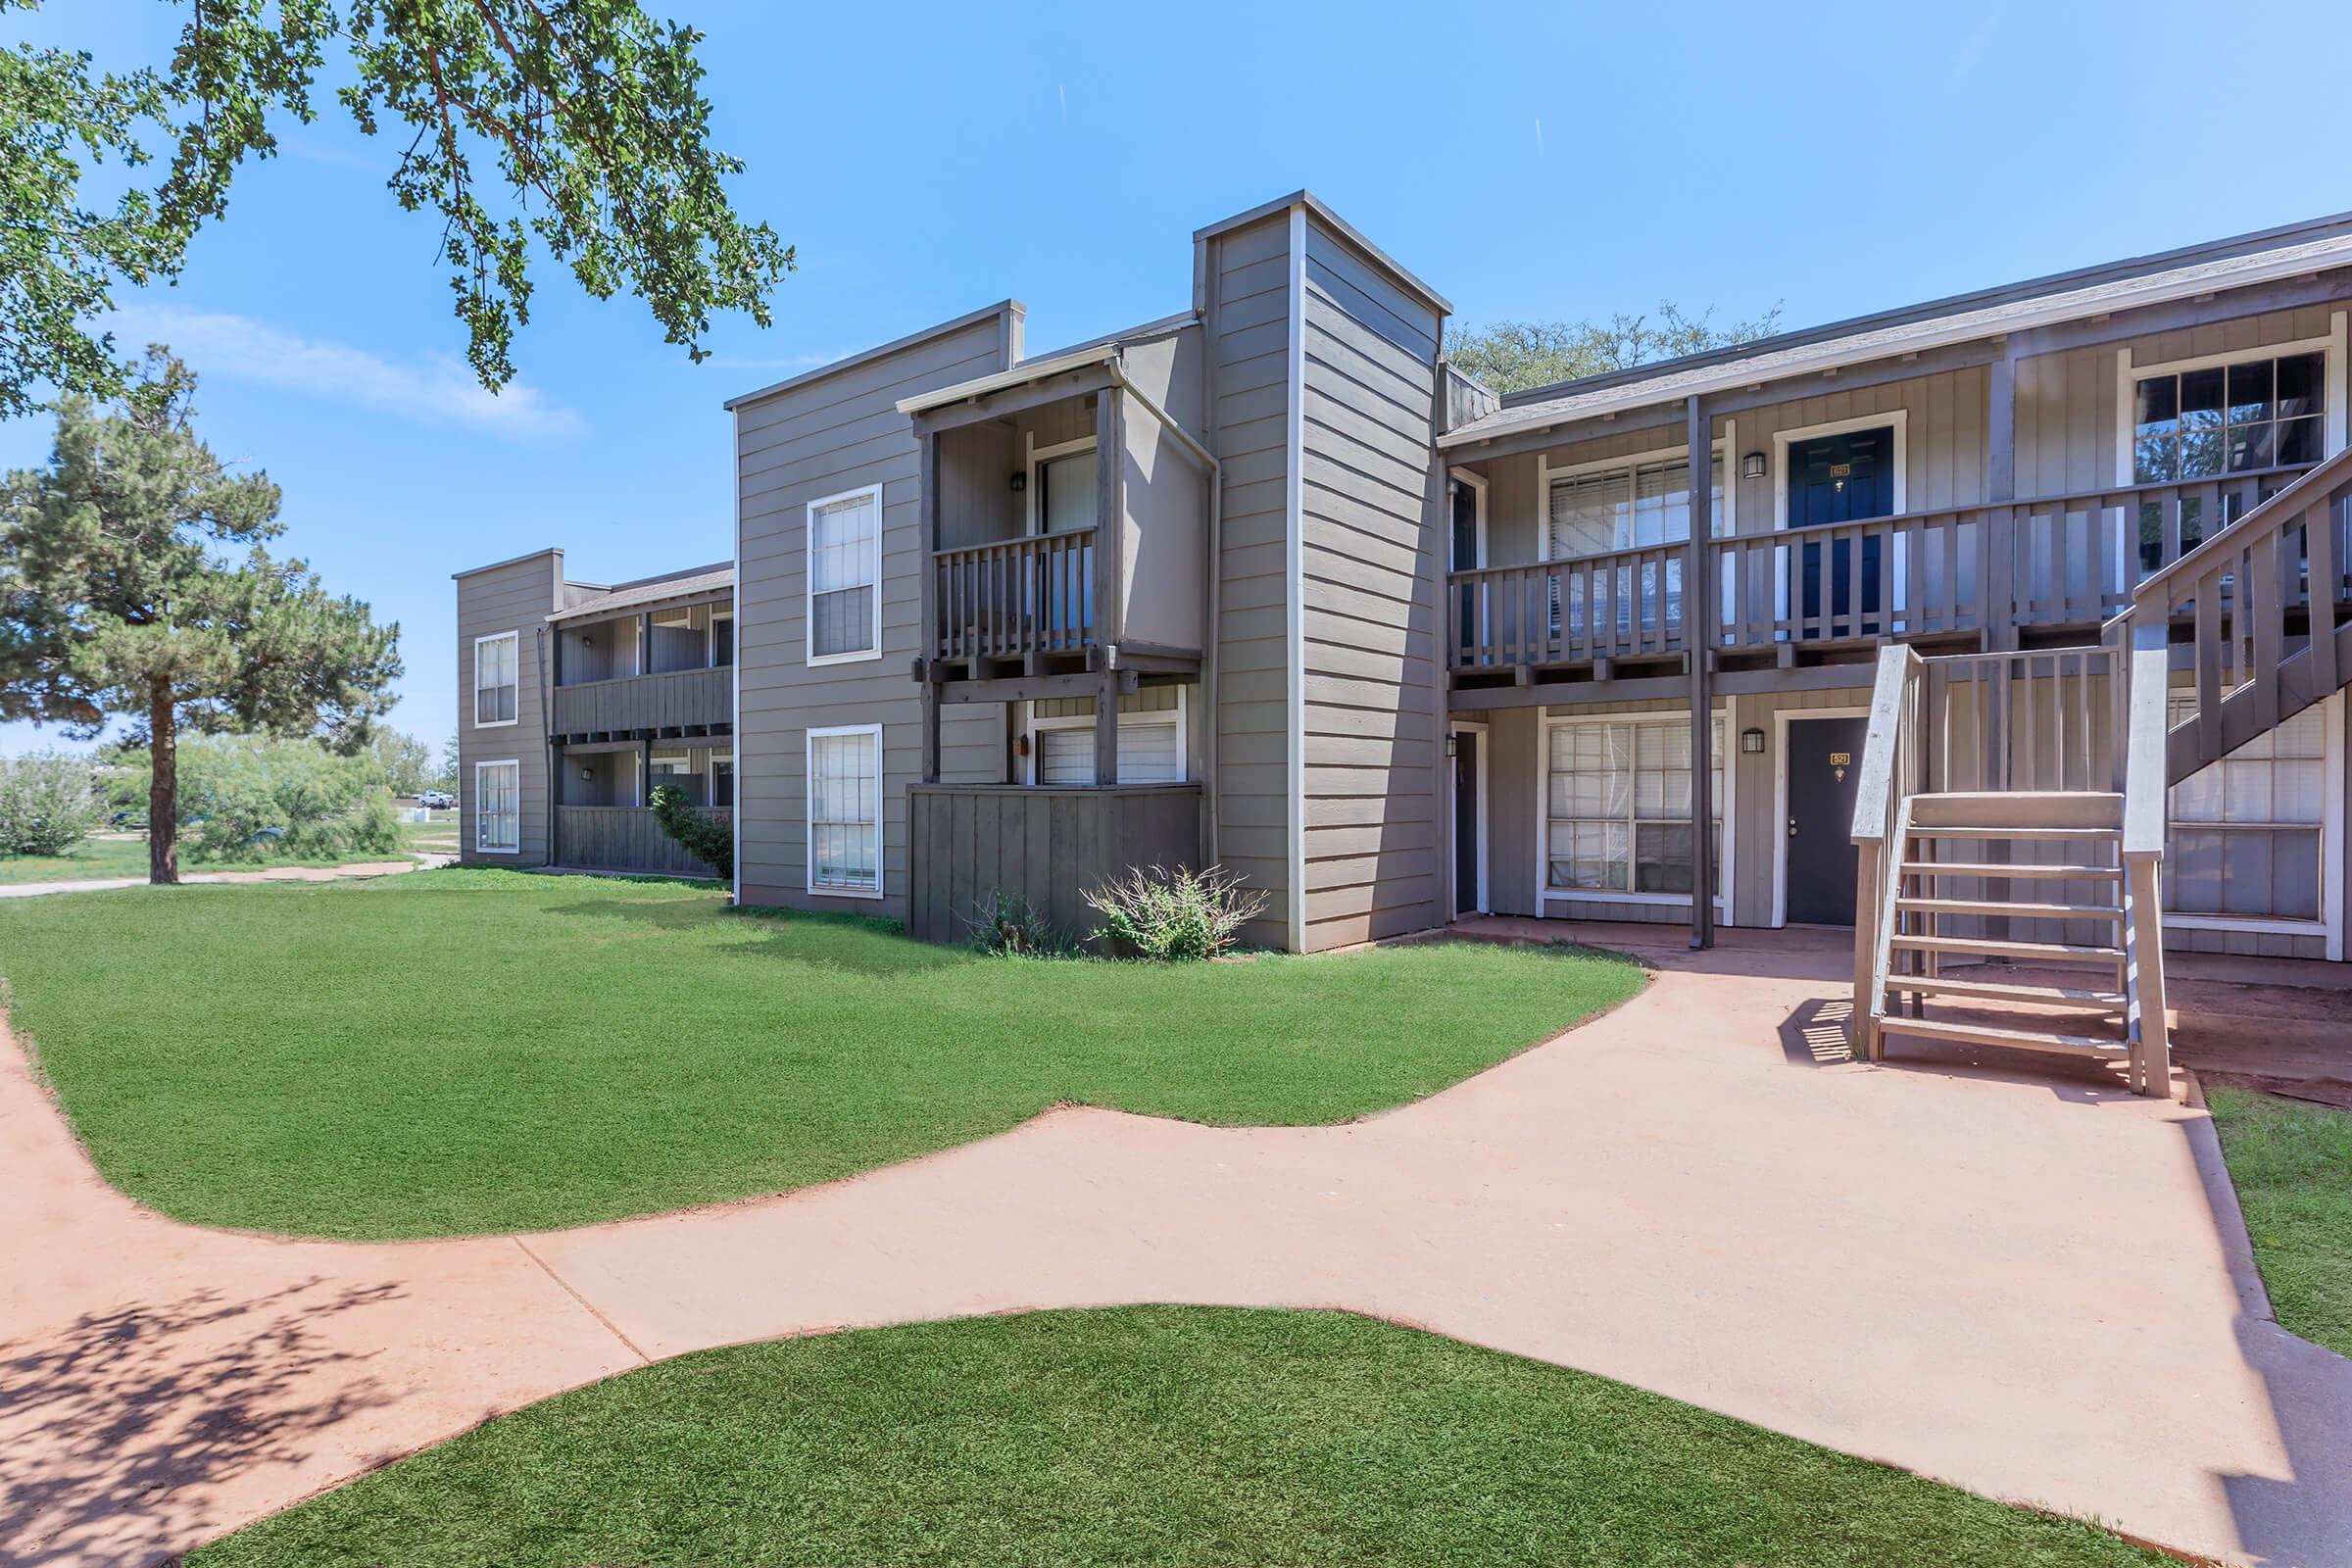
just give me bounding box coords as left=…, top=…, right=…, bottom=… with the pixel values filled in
left=1849, top=447, right=2352, bottom=1095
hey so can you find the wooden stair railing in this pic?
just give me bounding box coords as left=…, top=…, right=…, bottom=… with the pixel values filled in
left=1850, top=642, right=2173, bottom=1095
left=2106, top=445, right=2352, bottom=784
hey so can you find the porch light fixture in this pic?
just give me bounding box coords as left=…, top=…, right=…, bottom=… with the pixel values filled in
left=1740, top=727, right=1766, bottom=755
left=581, top=766, right=595, bottom=780
left=1740, top=451, right=1768, bottom=480
left=1445, top=734, right=1458, bottom=758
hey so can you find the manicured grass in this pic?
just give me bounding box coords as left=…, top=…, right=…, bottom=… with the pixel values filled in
left=0, top=835, right=154, bottom=884
left=0, top=871, right=1642, bottom=1238
left=188, top=1306, right=2167, bottom=1568
left=2207, top=1086, right=2352, bottom=1358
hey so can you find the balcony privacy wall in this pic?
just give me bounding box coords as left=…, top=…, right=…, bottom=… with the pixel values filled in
left=732, top=305, right=1017, bottom=917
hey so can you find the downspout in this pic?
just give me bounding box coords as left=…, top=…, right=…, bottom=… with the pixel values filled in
left=1105, top=352, right=1222, bottom=866
left=537, top=625, right=556, bottom=867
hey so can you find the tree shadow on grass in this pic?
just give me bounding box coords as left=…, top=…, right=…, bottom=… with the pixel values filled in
left=0, top=1279, right=403, bottom=1566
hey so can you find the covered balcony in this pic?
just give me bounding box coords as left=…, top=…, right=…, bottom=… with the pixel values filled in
left=548, top=569, right=734, bottom=744
left=900, top=326, right=1211, bottom=782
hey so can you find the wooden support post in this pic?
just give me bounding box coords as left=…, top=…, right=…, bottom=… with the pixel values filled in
left=1094, top=657, right=1120, bottom=785
left=1984, top=349, right=2020, bottom=652
left=1686, top=394, right=1716, bottom=950
left=1095, top=387, right=1125, bottom=650
left=918, top=431, right=944, bottom=785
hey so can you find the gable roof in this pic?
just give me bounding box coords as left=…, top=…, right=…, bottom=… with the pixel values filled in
left=1440, top=212, right=2352, bottom=451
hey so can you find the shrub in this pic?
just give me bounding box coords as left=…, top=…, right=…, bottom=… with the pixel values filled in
left=147, top=736, right=404, bottom=863
left=965, top=886, right=1073, bottom=957
left=0, top=751, right=105, bottom=856
left=648, top=784, right=733, bottom=881
left=1083, top=863, right=1269, bottom=961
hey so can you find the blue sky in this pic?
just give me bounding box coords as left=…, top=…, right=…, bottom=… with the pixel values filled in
left=9, top=0, right=2349, bottom=753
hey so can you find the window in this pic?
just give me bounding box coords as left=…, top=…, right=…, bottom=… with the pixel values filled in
left=808, top=723, right=882, bottom=896
left=475, top=760, right=519, bottom=854
left=1544, top=717, right=1723, bottom=897
left=1033, top=717, right=1184, bottom=786
left=710, top=748, right=735, bottom=809
left=1036, top=444, right=1098, bottom=536
left=473, top=631, right=518, bottom=726
left=2165, top=698, right=2327, bottom=922
left=808, top=485, right=882, bottom=663
left=2134, top=350, right=2327, bottom=567
left=1545, top=453, right=1723, bottom=636
left=711, top=610, right=735, bottom=667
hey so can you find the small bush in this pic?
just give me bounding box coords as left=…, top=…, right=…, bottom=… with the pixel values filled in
left=965, top=886, right=1073, bottom=957
left=0, top=751, right=105, bottom=856
left=648, top=784, right=733, bottom=881
left=1083, top=863, right=1269, bottom=961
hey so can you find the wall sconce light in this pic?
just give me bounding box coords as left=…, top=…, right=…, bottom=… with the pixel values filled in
left=580, top=766, right=594, bottom=780
left=1445, top=733, right=1458, bottom=758
left=1740, top=727, right=1766, bottom=756
left=1008, top=471, right=1027, bottom=494
left=1740, top=451, right=1768, bottom=480
left=1012, top=733, right=1031, bottom=760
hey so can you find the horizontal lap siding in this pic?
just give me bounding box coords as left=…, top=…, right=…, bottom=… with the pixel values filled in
left=1207, top=214, right=1296, bottom=948
left=456, top=552, right=560, bottom=865
left=1298, top=216, right=1445, bottom=951
left=733, top=313, right=1013, bottom=919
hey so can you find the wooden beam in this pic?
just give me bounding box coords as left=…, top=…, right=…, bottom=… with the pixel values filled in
left=938, top=670, right=1138, bottom=706
left=906, top=364, right=1118, bottom=435
left=1686, top=394, right=1715, bottom=951
left=1094, top=662, right=1120, bottom=785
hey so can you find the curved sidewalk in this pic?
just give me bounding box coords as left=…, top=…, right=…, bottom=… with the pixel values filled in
left=3, top=942, right=2347, bottom=1567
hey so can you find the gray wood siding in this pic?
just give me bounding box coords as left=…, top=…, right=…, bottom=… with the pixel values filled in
left=906, top=783, right=1205, bottom=948
left=1202, top=211, right=1296, bottom=946
left=455, top=550, right=561, bottom=865
left=732, top=310, right=1014, bottom=918
left=1297, top=214, right=1445, bottom=950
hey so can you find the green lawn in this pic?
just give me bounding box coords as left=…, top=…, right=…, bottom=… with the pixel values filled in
left=0, top=831, right=430, bottom=887
left=2207, top=1086, right=2352, bottom=1358
left=189, top=1306, right=2167, bottom=1568
left=0, top=870, right=1642, bottom=1238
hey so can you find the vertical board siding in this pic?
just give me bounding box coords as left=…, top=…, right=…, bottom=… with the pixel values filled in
left=906, top=784, right=1204, bottom=948
left=1297, top=215, right=1445, bottom=950
left=456, top=551, right=561, bottom=865
left=733, top=312, right=1014, bottom=918
left=1205, top=213, right=1296, bottom=945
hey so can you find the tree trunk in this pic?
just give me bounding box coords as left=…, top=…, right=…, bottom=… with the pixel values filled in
left=147, top=682, right=178, bottom=885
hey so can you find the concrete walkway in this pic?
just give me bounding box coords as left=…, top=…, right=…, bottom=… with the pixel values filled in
left=0, top=855, right=450, bottom=900
left=3, top=938, right=2348, bottom=1568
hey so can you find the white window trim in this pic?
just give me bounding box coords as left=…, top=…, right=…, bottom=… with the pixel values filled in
left=473, top=759, right=520, bottom=855
left=1769, top=705, right=1873, bottom=928
left=1025, top=688, right=1190, bottom=785
left=805, top=482, right=884, bottom=667
left=472, top=629, right=520, bottom=729
left=1535, top=432, right=1737, bottom=566
left=1536, top=705, right=1736, bottom=918
left=1448, top=718, right=1490, bottom=916
left=1024, top=432, right=1102, bottom=537
left=806, top=721, right=884, bottom=900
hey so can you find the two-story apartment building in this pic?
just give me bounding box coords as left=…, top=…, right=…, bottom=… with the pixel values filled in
left=454, top=551, right=735, bottom=878
left=458, top=193, right=2352, bottom=1033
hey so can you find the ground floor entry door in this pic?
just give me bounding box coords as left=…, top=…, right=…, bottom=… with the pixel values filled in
left=1452, top=728, right=1483, bottom=917
left=1784, top=715, right=1867, bottom=925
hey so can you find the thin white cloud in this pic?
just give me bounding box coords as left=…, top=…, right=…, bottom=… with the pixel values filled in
left=108, top=305, right=585, bottom=441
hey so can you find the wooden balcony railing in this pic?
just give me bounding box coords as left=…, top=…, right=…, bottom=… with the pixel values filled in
left=1448, top=465, right=2325, bottom=670
left=551, top=665, right=731, bottom=736
left=932, top=528, right=1096, bottom=664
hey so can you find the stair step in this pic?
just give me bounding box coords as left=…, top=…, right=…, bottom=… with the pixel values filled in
left=1891, top=934, right=2124, bottom=964
left=1895, top=897, right=2125, bottom=921
left=1907, top=792, right=2123, bottom=831
left=1874, top=1013, right=2130, bottom=1058
left=1884, top=974, right=2128, bottom=1010
left=1906, top=825, right=2123, bottom=843
left=1898, top=861, right=2120, bottom=880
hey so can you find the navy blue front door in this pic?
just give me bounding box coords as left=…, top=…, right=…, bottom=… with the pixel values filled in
left=1787, top=426, right=1894, bottom=635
